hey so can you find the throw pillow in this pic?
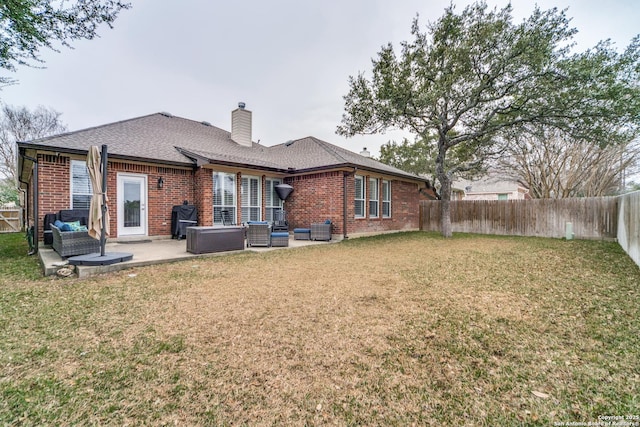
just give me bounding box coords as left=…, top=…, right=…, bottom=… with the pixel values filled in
left=64, top=221, right=82, bottom=231
left=53, top=220, right=65, bottom=229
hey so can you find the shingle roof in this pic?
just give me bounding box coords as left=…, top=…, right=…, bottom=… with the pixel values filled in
left=19, top=112, right=426, bottom=182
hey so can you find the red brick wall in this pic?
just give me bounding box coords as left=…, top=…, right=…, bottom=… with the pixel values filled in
left=285, top=171, right=345, bottom=234
left=37, top=154, right=70, bottom=240
left=109, top=161, right=195, bottom=237
left=34, top=154, right=195, bottom=240
left=346, top=172, right=422, bottom=235
left=32, top=153, right=425, bottom=241
left=193, top=168, right=213, bottom=226
left=282, top=171, right=423, bottom=237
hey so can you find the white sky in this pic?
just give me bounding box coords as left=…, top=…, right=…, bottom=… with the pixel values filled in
left=1, top=0, right=638, bottom=157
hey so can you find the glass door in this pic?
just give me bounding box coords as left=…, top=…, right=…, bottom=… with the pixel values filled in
left=117, top=174, right=147, bottom=236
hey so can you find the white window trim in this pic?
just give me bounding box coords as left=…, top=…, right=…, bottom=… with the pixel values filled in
left=265, top=178, right=284, bottom=222
left=70, top=160, right=92, bottom=209
left=241, top=175, right=262, bottom=223
left=382, top=180, right=391, bottom=218
left=355, top=175, right=365, bottom=219
left=213, top=172, right=237, bottom=225
left=369, top=177, right=379, bottom=218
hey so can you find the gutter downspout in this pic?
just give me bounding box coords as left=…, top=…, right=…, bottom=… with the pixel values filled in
left=21, top=154, right=39, bottom=254
left=343, top=172, right=349, bottom=240
left=343, top=167, right=358, bottom=240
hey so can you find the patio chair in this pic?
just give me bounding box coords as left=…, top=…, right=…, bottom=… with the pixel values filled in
left=310, top=220, right=332, bottom=241
left=221, top=209, right=235, bottom=226
left=246, top=221, right=271, bottom=247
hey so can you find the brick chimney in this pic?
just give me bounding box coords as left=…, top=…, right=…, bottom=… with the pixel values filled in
left=231, top=102, right=252, bottom=147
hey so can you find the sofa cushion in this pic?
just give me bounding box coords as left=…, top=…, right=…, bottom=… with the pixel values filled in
left=58, top=209, right=90, bottom=226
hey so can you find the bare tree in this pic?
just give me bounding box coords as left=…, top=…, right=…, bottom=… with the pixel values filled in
left=0, top=104, right=67, bottom=183
left=499, top=128, right=639, bottom=198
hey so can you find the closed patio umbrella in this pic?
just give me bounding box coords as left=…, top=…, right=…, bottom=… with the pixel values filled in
left=69, top=145, right=132, bottom=266
left=87, top=145, right=110, bottom=248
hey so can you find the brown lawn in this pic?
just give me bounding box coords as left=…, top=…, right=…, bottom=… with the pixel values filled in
left=1, top=232, right=638, bottom=426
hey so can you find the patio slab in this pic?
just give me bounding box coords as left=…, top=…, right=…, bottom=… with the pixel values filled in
left=39, top=235, right=337, bottom=279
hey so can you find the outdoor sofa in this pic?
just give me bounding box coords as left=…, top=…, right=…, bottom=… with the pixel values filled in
left=49, top=209, right=100, bottom=257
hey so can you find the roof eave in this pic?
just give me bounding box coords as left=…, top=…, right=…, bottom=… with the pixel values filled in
left=292, top=162, right=430, bottom=184
left=17, top=142, right=197, bottom=169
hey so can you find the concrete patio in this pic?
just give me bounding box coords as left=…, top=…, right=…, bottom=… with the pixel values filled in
left=39, top=236, right=337, bottom=279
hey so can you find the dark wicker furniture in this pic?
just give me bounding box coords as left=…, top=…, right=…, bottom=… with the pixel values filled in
left=270, top=232, right=289, bottom=247
left=246, top=222, right=271, bottom=247
left=310, top=223, right=332, bottom=241
left=51, top=224, right=101, bottom=257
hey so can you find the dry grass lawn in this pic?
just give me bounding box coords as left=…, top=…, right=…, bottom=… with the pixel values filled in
left=1, top=232, right=639, bottom=425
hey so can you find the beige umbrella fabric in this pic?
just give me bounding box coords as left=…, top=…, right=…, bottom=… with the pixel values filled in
left=86, top=146, right=110, bottom=240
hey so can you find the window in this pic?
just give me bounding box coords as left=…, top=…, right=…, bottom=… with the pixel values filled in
left=265, top=178, right=284, bottom=222
left=354, top=175, right=365, bottom=218
left=213, top=172, right=236, bottom=225
left=241, top=175, right=261, bottom=223
left=382, top=180, right=391, bottom=218
left=71, top=160, right=92, bottom=210
left=498, top=193, right=508, bottom=200
left=369, top=178, right=379, bottom=218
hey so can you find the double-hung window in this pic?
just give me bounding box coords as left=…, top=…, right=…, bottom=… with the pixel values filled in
left=213, top=172, right=236, bottom=225
left=354, top=175, right=365, bottom=218
left=265, top=178, right=284, bottom=222
left=241, top=175, right=261, bottom=223
left=369, top=178, right=379, bottom=218
left=71, top=160, right=92, bottom=210
left=382, top=180, right=391, bottom=218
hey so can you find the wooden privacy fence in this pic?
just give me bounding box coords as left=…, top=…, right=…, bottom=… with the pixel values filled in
left=617, top=191, right=640, bottom=267
left=0, top=208, right=23, bottom=233
left=420, top=198, right=618, bottom=240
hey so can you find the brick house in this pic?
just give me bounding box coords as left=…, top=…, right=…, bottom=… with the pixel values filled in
left=17, top=104, right=435, bottom=244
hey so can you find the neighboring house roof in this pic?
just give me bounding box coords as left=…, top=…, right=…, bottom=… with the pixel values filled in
left=18, top=112, right=427, bottom=184
left=454, top=176, right=529, bottom=196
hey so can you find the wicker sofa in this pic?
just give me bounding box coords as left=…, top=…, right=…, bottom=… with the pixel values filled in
left=51, top=224, right=101, bottom=257
left=49, top=209, right=100, bottom=257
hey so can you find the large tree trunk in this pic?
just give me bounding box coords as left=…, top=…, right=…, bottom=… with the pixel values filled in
left=435, top=136, right=452, bottom=238
left=439, top=176, right=452, bottom=238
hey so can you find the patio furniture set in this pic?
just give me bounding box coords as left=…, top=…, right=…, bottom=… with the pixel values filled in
left=45, top=206, right=332, bottom=258
left=187, top=220, right=332, bottom=254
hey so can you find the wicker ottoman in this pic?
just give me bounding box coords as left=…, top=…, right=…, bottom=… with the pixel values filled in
left=293, top=228, right=311, bottom=240
left=271, top=232, right=290, bottom=247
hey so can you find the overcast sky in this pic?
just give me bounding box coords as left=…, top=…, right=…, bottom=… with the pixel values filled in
left=1, top=0, right=638, bottom=157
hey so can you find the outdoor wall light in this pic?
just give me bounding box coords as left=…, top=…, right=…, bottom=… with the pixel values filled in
left=157, top=177, right=164, bottom=189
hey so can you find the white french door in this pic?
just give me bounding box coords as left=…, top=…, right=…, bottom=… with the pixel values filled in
left=117, top=174, right=147, bottom=236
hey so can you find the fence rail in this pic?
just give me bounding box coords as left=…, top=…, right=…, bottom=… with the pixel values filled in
left=0, top=208, right=23, bottom=233
left=420, top=198, right=618, bottom=240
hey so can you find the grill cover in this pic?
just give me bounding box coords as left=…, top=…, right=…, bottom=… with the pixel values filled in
left=171, top=205, right=198, bottom=239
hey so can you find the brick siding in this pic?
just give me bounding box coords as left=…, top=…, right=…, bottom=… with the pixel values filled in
left=35, top=154, right=194, bottom=240
left=32, top=154, right=426, bottom=241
